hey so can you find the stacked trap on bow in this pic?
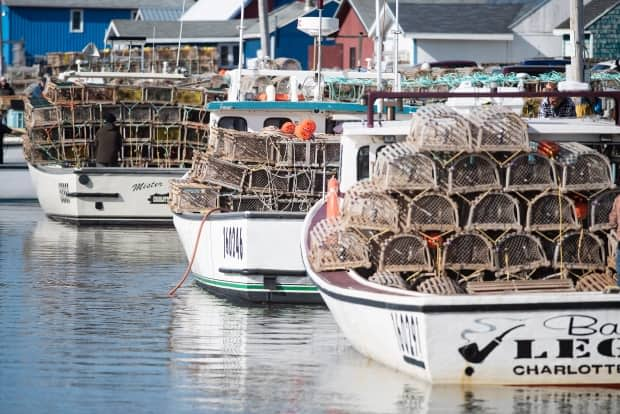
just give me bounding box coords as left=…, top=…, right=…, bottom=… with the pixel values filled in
left=309, top=104, right=617, bottom=294
left=169, top=126, right=339, bottom=213
left=23, top=77, right=226, bottom=167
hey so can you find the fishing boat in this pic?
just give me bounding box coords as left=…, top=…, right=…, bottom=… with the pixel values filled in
left=171, top=85, right=414, bottom=303
left=1, top=134, right=36, bottom=201
left=301, top=90, right=620, bottom=385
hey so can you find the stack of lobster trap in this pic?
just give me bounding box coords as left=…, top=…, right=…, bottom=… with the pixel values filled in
left=23, top=79, right=223, bottom=167
left=169, top=126, right=340, bottom=213
left=310, top=105, right=619, bottom=294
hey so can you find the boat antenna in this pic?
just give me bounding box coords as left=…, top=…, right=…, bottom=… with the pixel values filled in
left=375, top=0, right=383, bottom=92
left=236, top=0, right=245, bottom=101
left=392, top=0, right=400, bottom=92
left=176, top=0, right=187, bottom=71
left=316, top=0, right=324, bottom=101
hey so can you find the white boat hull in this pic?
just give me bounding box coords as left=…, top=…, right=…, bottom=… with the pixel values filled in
left=173, top=211, right=321, bottom=304
left=1, top=137, right=36, bottom=201
left=28, top=163, right=186, bottom=224
left=302, top=202, right=620, bottom=385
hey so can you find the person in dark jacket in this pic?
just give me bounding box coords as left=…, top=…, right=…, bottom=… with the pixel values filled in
left=0, top=111, right=16, bottom=164
left=0, top=77, right=15, bottom=96
left=94, top=113, right=123, bottom=167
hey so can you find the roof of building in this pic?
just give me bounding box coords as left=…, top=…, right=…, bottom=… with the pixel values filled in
left=394, top=2, right=525, bottom=34
left=335, top=0, right=377, bottom=32
left=136, top=7, right=183, bottom=21
left=4, top=0, right=184, bottom=8
left=106, top=19, right=254, bottom=42
left=180, top=0, right=252, bottom=21
left=555, top=0, right=620, bottom=30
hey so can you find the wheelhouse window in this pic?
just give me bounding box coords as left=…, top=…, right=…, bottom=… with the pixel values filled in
left=263, top=117, right=292, bottom=129
left=218, top=116, right=247, bottom=131
left=357, top=145, right=370, bottom=181
left=70, top=9, right=83, bottom=33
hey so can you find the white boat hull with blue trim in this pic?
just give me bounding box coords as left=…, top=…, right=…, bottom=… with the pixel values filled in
left=28, top=163, right=185, bottom=224
left=173, top=210, right=321, bottom=304
left=302, top=201, right=620, bottom=385
left=1, top=136, right=36, bottom=201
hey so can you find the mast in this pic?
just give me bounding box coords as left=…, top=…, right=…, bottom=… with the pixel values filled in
left=375, top=0, right=382, bottom=91
left=568, top=0, right=584, bottom=82
left=316, top=0, right=324, bottom=101
left=392, top=0, right=400, bottom=92
left=258, top=0, right=270, bottom=59
left=236, top=0, right=245, bottom=101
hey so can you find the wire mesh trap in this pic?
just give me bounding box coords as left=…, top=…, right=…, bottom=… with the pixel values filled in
left=504, top=152, right=558, bottom=192
left=443, top=231, right=495, bottom=271
left=209, top=127, right=275, bottom=163
left=553, top=231, right=605, bottom=270
left=342, top=180, right=400, bottom=232
left=467, top=106, right=529, bottom=152
left=309, top=218, right=371, bottom=272
left=377, top=233, right=433, bottom=273
left=557, top=143, right=613, bottom=192
left=466, top=192, right=521, bottom=231
left=189, top=154, right=247, bottom=191
left=446, top=154, right=501, bottom=194
left=575, top=273, right=617, bottom=292
left=589, top=188, right=620, bottom=232
left=169, top=179, right=221, bottom=213
left=415, top=276, right=463, bottom=295
left=526, top=192, right=579, bottom=232
left=495, top=232, right=549, bottom=276
left=372, top=143, right=438, bottom=190
left=407, top=105, right=472, bottom=152
left=368, top=271, right=409, bottom=290
left=405, top=192, right=459, bottom=232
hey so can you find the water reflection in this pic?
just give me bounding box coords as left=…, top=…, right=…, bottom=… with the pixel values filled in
left=1, top=205, right=620, bottom=413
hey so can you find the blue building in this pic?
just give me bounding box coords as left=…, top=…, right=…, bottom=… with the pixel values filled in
left=2, top=0, right=181, bottom=65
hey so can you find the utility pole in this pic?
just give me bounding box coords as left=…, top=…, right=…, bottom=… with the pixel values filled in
left=258, top=0, right=270, bottom=59
left=568, top=0, right=584, bottom=82
left=0, top=0, right=4, bottom=75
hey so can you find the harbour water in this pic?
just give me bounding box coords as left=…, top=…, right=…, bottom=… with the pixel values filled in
left=1, top=203, right=620, bottom=414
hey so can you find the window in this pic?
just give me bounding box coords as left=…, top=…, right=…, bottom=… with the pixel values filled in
left=263, top=117, right=291, bottom=129
left=70, top=9, right=83, bottom=33
left=220, top=45, right=229, bottom=67
left=349, top=47, right=356, bottom=69
left=130, top=10, right=138, bottom=20
left=356, top=145, right=370, bottom=181
left=218, top=116, right=247, bottom=131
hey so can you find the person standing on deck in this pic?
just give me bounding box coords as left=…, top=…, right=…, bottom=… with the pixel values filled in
left=0, top=77, right=15, bottom=96
left=538, top=81, right=576, bottom=118
left=608, top=194, right=620, bottom=287
left=94, top=113, right=123, bottom=167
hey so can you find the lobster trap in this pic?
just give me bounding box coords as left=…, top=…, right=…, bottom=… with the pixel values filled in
left=504, top=152, right=558, bottom=192
left=189, top=154, right=247, bottom=191
left=368, top=271, right=409, bottom=290
left=468, top=106, right=529, bottom=152
left=245, top=168, right=290, bottom=194
left=466, top=191, right=521, bottom=231
left=407, top=105, right=472, bottom=152
left=556, top=143, right=613, bottom=192
left=443, top=231, right=495, bottom=271
left=446, top=154, right=501, bottom=194
left=309, top=218, right=371, bottom=272
left=575, top=273, right=617, bottom=292
left=373, top=143, right=438, bottom=190
left=210, top=127, right=274, bottom=163
left=224, top=194, right=275, bottom=212
left=168, top=179, right=221, bottom=213
left=342, top=181, right=400, bottom=232
left=553, top=231, right=605, bottom=270
left=495, top=232, right=549, bottom=276
left=526, top=191, right=579, bottom=232
left=415, top=276, right=463, bottom=295
left=405, top=192, right=459, bottom=232
left=377, top=233, right=433, bottom=273
left=589, top=188, right=620, bottom=231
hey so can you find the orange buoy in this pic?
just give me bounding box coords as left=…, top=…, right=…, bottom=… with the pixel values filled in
left=294, top=124, right=312, bottom=140
left=300, top=118, right=316, bottom=135
left=280, top=121, right=296, bottom=134
left=326, top=176, right=340, bottom=219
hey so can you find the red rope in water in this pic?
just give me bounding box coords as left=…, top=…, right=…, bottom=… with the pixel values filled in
left=168, top=207, right=220, bottom=297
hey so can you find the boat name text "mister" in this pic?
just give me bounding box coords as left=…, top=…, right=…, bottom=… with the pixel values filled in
left=131, top=182, right=164, bottom=192
left=223, top=226, right=244, bottom=260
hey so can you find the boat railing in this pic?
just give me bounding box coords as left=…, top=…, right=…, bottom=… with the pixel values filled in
left=364, top=90, right=620, bottom=127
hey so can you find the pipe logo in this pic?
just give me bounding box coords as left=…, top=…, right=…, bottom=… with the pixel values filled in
left=458, top=324, right=525, bottom=364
